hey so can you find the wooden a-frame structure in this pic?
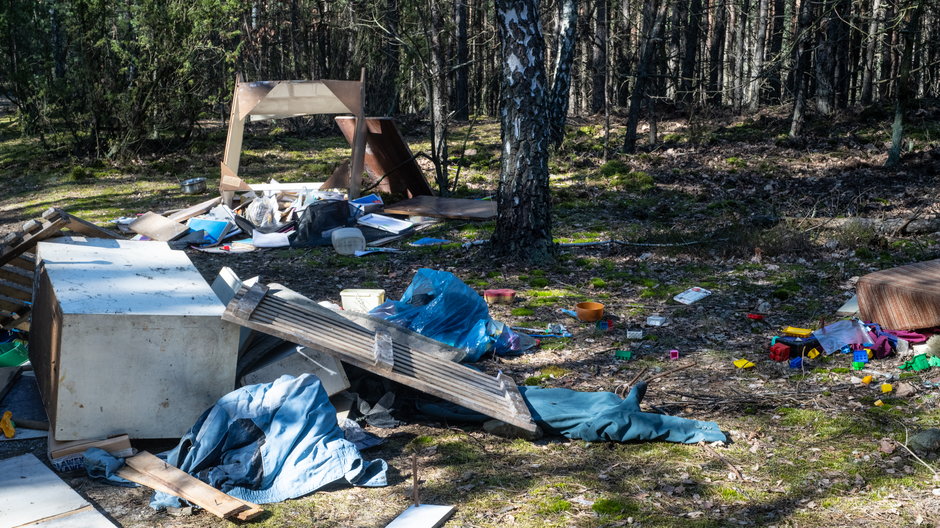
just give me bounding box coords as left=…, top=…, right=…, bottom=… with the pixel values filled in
left=219, top=70, right=368, bottom=203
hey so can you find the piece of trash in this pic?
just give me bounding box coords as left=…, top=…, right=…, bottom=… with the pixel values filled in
left=560, top=309, right=578, bottom=319
left=874, top=399, right=884, bottom=406
left=595, top=318, right=615, bottom=332
left=626, top=329, right=644, bottom=340
left=789, top=357, right=803, bottom=369
left=615, top=350, right=633, bottom=360
left=331, top=227, right=366, bottom=255
left=747, top=313, right=764, bottom=320
left=881, top=383, right=893, bottom=393
left=353, top=247, right=403, bottom=257
left=807, top=348, right=820, bottom=359
left=669, top=349, right=680, bottom=360
left=862, top=375, right=873, bottom=384
left=646, top=315, right=666, bottom=327
left=409, top=237, right=450, bottom=247
left=484, top=289, right=516, bottom=304
left=673, top=287, right=712, bottom=305
left=879, top=438, right=896, bottom=454
left=733, top=359, right=755, bottom=369
left=0, top=411, right=13, bottom=438
left=781, top=326, right=813, bottom=338
left=575, top=302, right=605, bottom=322
left=769, top=343, right=791, bottom=362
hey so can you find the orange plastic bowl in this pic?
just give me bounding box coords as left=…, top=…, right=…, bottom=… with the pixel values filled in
left=575, top=301, right=605, bottom=322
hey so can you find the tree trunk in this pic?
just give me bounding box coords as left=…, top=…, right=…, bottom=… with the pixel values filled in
left=680, top=0, right=703, bottom=104
left=860, top=0, right=882, bottom=105
left=492, top=0, right=554, bottom=263
left=427, top=1, right=449, bottom=192
left=548, top=0, right=580, bottom=148
left=623, top=0, right=666, bottom=153
left=747, top=0, right=769, bottom=110
left=766, top=0, right=784, bottom=102
left=885, top=1, right=923, bottom=168
left=708, top=0, right=727, bottom=103
left=591, top=0, right=607, bottom=113
left=788, top=0, right=813, bottom=137
left=731, top=0, right=748, bottom=113
left=454, top=0, right=470, bottom=120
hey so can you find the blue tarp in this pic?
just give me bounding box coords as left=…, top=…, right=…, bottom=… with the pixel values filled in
left=418, top=382, right=727, bottom=444
left=144, top=374, right=387, bottom=507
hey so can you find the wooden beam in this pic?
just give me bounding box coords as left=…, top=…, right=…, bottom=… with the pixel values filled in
left=0, top=279, right=31, bottom=302
left=122, top=451, right=263, bottom=521
left=165, top=196, right=223, bottom=223
left=0, top=214, right=68, bottom=267
left=62, top=212, right=123, bottom=239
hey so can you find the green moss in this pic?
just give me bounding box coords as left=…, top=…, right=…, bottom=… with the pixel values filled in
left=529, top=277, right=550, bottom=288
left=536, top=498, right=571, bottom=514
left=438, top=440, right=482, bottom=464
left=589, top=277, right=606, bottom=288
left=591, top=497, right=638, bottom=517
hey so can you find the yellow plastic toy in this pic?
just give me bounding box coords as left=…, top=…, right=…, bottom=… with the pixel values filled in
left=781, top=326, right=813, bottom=338
left=874, top=399, right=884, bottom=407
left=0, top=411, right=14, bottom=439
left=881, top=383, right=893, bottom=394
left=733, top=359, right=756, bottom=369
left=807, top=348, right=820, bottom=359
left=861, top=375, right=873, bottom=385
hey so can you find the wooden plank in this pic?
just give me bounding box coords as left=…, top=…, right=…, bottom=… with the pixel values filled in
left=223, top=287, right=537, bottom=433
left=0, top=265, right=33, bottom=287
left=385, top=504, right=455, bottom=528
left=7, top=253, right=35, bottom=272
left=331, top=116, right=434, bottom=198
left=26, top=505, right=117, bottom=528
left=128, top=212, right=189, bottom=241
left=122, top=451, right=263, bottom=521
left=383, top=196, right=496, bottom=221
left=230, top=283, right=269, bottom=321
left=61, top=213, right=122, bottom=239
left=0, top=293, right=28, bottom=313
left=165, top=196, right=223, bottom=223
left=0, top=216, right=68, bottom=267
left=0, top=279, right=32, bottom=302
left=858, top=259, right=940, bottom=329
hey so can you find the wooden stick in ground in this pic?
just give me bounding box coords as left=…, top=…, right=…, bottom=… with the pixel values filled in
left=701, top=443, right=743, bottom=481
left=615, top=366, right=648, bottom=398
left=412, top=451, right=420, bottom=507
left=642, top=362, right=696, bottom=384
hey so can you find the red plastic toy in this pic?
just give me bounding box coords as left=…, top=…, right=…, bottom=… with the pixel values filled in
left=769, top=343, right=791, bottom=362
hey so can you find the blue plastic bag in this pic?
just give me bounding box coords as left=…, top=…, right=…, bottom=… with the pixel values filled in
left=370, top=269, right=533, bottom=361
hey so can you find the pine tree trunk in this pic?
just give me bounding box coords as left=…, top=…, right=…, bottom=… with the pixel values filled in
left=708, top=0, right=727, bottom=104
left=591, top=0, right=607, bottom=113
left=747, top=0, right=769, bottom=110
left=623, top=0, right=666, bottom=153
left=885, top=1, right=923, bottom=168
left=766, top=0, right=784, bottom=102
left=492, top=0, right=554, bottom=263
left=860, top=0, right=882, bottom=105
left=680, top=0, right=703, bottom=104
left=548, top=0, right=580, bottom=148
left=789, top=0, right=813, bottom=137
left=454, top=0, right=470, bottom=120
left=732, top=0, right=748, bottom=113
left=428, top=1, right=449, bottom=192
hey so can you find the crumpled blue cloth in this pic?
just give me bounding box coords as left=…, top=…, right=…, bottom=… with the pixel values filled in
left=84, top=447, right=137, bottom=487
left=418, top=382, right=727, bottom=444
left=370, top=268, right=533, bottom=361
left=151, top=374, right=387, bottom=508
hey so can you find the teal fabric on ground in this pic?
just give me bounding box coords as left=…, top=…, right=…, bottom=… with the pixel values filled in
left=417, top=381, right=726, bottom=444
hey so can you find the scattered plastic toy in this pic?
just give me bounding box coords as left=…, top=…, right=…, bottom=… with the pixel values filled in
left=615, top=350, right=633, bottom=360
left=669, top=349, right=680, bottom=360
left=881, top=383, right=893, bottom=393
left=807, top=348, right=820, bottom=359
left=862, top=375, right=873, bottom=384
left=747, top=313, right=764, bottom=320
left=0, top=411, right=13, bottom=438
left=782, top=326, right=813, bottom=338
left=625, top=329, right=644, bottom=340
left=769, top=343, right=791, bottom=362
left=874, top=399, right=884, bottom=406
left=646, top=315, right=666, bottom=327
left=673, top=287, right=712, bottom=305
left=733, top=359, right=755, bottom=369
left=789, top=357, right=803, bottom=369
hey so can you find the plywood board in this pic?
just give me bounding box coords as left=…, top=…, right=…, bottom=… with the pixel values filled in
left=129, top=212, right=190, bottom=241
left=383, top=196, right=496, bottom=221
left=223, top=284, right=536, bottom=433
left=0, top=454, right=115, bottom=528
left=332, top=117, right=433, bottom=197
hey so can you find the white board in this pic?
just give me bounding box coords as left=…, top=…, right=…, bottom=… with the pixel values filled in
left=385, top=504, right=455, bottom=528
left=0, top=454, right=115, bottom=528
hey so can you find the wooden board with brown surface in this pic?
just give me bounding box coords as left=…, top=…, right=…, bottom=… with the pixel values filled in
left=223, top=284, right=536, bottom=433
left=383, top=195, right=497, bottom=221
left=329, top=116, right=434, bottom=198
left=165, top=196, right=223, bottom=223
left=858, top=259, right=940, bottom=330
left=121, top=451, right=263, bottom=521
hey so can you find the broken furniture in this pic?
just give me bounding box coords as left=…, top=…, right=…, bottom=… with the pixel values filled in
left=0, top=453, right=116, bottom=527
left=220, top=72, right=368, bottom=203
left=382, top=195, right=497, bottom=221
left=223, top=283, right=536, bottom=433
left=29, top=238, right=239, bottom=440
left=858, top=259, right=940, bottom=330
left=0, top=208, right=121, bottom=331
left=323, top=116, right=434, bottom=198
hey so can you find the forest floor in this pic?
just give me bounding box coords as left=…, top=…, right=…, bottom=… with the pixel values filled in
left=3, top=101, right=940, bottom=527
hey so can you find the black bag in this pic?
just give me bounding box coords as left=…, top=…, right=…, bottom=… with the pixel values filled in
left=288, top=200, right=354, bottom=247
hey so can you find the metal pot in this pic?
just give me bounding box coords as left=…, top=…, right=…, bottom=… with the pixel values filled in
left=180, top=177, right=207, bottom=194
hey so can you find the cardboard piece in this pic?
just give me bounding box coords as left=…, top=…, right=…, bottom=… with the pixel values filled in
left=0, top=453, right=116, bottom=528
left=129, top=212, right=190, bottom=241
left=385, top=505, right=455, bottom=528
left=858, top=259, right=940, bottom=330
left=383, top=196, right=497, bottom=221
